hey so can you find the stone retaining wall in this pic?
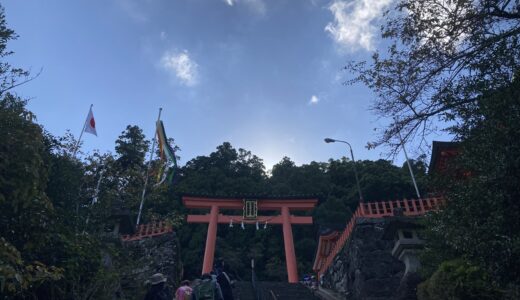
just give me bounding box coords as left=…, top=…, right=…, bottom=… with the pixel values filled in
left=322, top=218, right=418, bottom=300
left=120, top=231, right=182, bottom=299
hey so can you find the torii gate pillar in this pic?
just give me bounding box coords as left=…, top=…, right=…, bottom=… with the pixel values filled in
left=281, top=206, right=298, bottom=282
left=183, top=196, right=318, bottom=283
left=202, top=205, right=219, bottom=274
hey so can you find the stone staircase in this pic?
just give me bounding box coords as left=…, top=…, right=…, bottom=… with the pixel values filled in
left=234, top=281, right=257, bottom=300
left=234, top=281, right=319, bottom=300
left=259, top=282, right=319, bottom=300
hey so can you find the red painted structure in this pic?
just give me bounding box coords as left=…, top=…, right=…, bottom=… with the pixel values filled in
left=312, top=197, right=444, bottom=277
left=183, top=195, right=318, bottom=283
left=429, top=141, right=460, bottom=173
left=121, top=221, right=173, bottom=241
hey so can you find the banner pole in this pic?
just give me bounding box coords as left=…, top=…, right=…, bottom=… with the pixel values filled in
left=84, top=165, right=105, bottom=232
left=398, top=131, right=421, bottom=199
left=72, top=104, right=93, bottom=157
left=136, top=107, right=162, bottom=226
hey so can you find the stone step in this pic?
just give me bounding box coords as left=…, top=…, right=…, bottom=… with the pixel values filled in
left=233, top=281, right=257, bottom=300
left=257, top=282, right=319, bottom=300
left=233, top=281, right=319, bottom=300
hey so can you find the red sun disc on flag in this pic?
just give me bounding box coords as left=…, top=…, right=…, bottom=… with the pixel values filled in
left=90, top=118, right=96, bottom=128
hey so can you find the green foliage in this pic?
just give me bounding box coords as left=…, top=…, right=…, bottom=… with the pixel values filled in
left=0, top=94, right=132, bottom=299
left=0, top=94, right=65, bottom=297
left=417, top=259, right=502, bottom=300
left=315, top=196, right=351, bottom=227
left=420, top=76, right=520, bottom=296
left=0, top=19, right=155, bottom=296
left=0, top=94, right=50, bottom=218
left=0, top=237, right=63, bottom=297
left=264, top=256, right=287, bottom=280
left=115, top=125, right=149, bottom=169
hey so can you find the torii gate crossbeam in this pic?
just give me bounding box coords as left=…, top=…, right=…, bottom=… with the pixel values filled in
left=183, top=196, right=318, bottom=283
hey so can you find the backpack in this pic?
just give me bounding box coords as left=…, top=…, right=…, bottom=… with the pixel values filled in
left=194, top=280, right=214, bottom=300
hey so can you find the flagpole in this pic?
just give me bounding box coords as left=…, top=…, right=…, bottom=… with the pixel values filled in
left=136, top=107, right=162, bottom=226
left=398, top=131, right=421, bottom=199
left=72, top=104, right=93, bottom=157
left=84, top=165, right=105, bottom=231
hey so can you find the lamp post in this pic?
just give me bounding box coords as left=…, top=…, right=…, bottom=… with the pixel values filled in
left=324, top=138, right=364, bottom=202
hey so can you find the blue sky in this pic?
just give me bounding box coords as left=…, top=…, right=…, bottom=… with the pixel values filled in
left=4, top=0, right=446, bottom=169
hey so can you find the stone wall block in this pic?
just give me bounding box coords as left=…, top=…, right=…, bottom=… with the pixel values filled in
left=323, top=218, right=415, bottom=300
left=120, top=231, right=182, bottom=299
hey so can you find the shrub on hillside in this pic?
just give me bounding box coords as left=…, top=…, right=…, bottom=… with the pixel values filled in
left=417, top=259, right=502, bottom=300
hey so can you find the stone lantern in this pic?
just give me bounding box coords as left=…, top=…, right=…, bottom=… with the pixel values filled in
left=108, top=196, right=135, bottom=236
left=383, top=216, right=424, bottom=277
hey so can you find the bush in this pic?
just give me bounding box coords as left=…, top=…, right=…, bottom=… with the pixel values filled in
left=417, top=259, right=502, bottom=300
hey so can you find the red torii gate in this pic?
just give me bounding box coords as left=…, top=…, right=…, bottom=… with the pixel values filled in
left=183, top=195, right=318, bottom=283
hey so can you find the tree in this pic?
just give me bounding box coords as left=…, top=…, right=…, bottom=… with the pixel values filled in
left=346, top=0, right=520, bottom=152
left=0, top=7, right=66, bottom=295
left=0, top=94, right=63, bottom=297
left=343, top=0, right=520, bottom=297
left=315, top=196, right=352, bottom=228
left=418, top=259, right=502, bottom=300
left=0, top=9, right=145, bottom=297
left=420, top=77, right=520, bottom=298
left=115, top=125, right=149, bottom=169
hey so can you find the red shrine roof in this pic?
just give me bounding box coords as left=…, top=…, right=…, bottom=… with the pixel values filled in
left=428, top=141, right=460, bottom=173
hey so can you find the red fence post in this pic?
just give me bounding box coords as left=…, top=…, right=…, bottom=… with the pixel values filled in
left=411, top=199, right=418, bottom=214
left=403, top=198, right=410, bottom=214
left=418, top=198, right=425, bottom=213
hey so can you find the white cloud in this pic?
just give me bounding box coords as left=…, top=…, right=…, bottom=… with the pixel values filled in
left=325, top=0, right=392, bottom=51
left=159, top=31, right=167, bottom=41
left=309, top=95, right=319, bottom=105
left=115, top=0, right=149, bottom=23
left=161, top=50, right=199, bottom=87
left=223, top=0, right=266, bottom=15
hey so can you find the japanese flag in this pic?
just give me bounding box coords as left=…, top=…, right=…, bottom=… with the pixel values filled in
left=84, top=106, right=97, bottom=136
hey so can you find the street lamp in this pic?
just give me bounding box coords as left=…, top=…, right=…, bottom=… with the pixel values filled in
left=324, top=138, right=364, bottom=202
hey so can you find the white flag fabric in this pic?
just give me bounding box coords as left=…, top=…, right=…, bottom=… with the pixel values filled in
left=84, top=106, right=97, bottom=136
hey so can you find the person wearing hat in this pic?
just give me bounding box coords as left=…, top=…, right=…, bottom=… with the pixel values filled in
left=144, top=273, right=171, bottom=300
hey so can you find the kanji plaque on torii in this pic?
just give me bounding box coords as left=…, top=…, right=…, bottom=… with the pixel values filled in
left=183, top=195, right=318, bottom=283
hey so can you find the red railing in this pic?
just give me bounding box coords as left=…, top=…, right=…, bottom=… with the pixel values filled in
left=317, top=197, right=444, bottom=277
left=121, top=221, right=173, bottom=241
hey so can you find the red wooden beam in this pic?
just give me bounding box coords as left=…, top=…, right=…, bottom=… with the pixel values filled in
left=186, top=214, right=313, bottom=225
left=182, top=196, right=318, bottom=210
